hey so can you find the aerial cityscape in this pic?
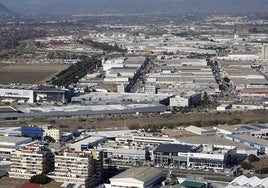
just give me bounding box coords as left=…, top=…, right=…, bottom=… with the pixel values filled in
left=0, top=0, right=268, bottom=188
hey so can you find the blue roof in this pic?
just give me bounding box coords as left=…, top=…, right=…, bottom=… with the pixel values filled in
left=154, top=144, right=196, bottom=153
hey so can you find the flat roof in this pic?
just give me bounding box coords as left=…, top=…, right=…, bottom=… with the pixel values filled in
left=180, top=135, right=256, bottom=150
left=110, top=167, right=163, bottom=183
left=87, top=130, right=135, bottom=138
left=71, top=136, right=106, bottom=145
left=154, top=144, right=196, bottom=153
left=231, top=135, right=268, bottom=146
left=0, top=106, right=18, bottom=113
left=104, top=148, right=145, bottom=155
left=0, top=136, right=31, bottom=144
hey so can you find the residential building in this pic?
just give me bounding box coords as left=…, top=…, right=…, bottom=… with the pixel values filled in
left=48, top=150, right=103, bottom=188
left=43, top=128, right=61, bottom=142
left=9, top=145, right=54, bottom=179
left=261, top=44, right=268, bottom=59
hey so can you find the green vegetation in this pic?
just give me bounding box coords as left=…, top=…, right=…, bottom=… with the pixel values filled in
left=30, top=174, right=52, bottom=185
left=79, top=39, right=127, bottom=53
left=44, top=135, right=56, bottom=143
left=223, top=77, right=230, bottom=83
left=240, top=161, right=253, bottom=170
left=0, top=28, right=47, bottom=58
left=256, top=167, right=268, bottom=174
left=248, top=154, right=260, bottom=163
left=51, top=56, right=101, bottom=87
left=47, top=51, right=87, bottom=59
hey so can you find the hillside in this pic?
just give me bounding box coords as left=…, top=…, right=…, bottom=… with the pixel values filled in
left=0, top=2, right=12, bottom=16
left=1, top=0, right=268, bottom=15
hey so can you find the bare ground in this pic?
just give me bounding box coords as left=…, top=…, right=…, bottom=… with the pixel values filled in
left=0, top=110, right=267, bottom=132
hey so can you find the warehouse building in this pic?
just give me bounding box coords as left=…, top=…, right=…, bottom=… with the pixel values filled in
left=109, top=167, right=164, bottom=188
left=21, top=125, right=43, bottom=139
left=215, top=123, right=268, bottom=139
left=0, top=136, right=32, bottom=147
left=69, top=136, right=107, bottom=151
left=185, top=126, right=217, bottom=136
left=180, top=135, right=258, bottom=155
left=226, top=175, right=268, bottom=188
left=0, top=85, right=73, bottom=104
left=224, top=134, right=268, bottom=154
left=0, top=103, right=167, bottom=121
left=169, top=92, right=202, bottom=107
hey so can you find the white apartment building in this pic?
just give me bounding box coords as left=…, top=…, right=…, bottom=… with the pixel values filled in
left=261, top=44, right=268, bottom=59
left=44, top=128, right=61, bottom=142
left=48, top=150, right=103, bottom=188
left=9, top=145, right=54, bottom=179
left=169, top=92, right=202, bottom=107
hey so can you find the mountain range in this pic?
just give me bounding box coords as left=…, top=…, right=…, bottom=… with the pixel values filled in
left=1, top=0, right=268, bottom=15
left=0, top=2, right=12, bottom=15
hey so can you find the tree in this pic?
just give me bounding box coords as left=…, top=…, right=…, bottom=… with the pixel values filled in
left=44, top=135, right=56, bottom=143
left=240, top=161, right=253, bottom=170
left=30, top=174, right=51, bottom=185
left=223, top=77, right=230, bottom=83
left=248, top=154, right=260, bottom=163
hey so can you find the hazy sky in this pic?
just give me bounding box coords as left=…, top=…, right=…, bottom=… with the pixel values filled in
left=1, top=0, right=268, bottom=15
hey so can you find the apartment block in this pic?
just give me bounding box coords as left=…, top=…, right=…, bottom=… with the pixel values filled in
left=9, top=145, right=54, bottom=179
left=48, top=150, right=103, bottom=188
left=44, top=128, right=61, bottom=142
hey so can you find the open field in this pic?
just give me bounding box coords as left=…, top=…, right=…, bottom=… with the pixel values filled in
left=0, top=63, right=69, bottom=84
left=0, top=177, right=62, bottom=188
left=0, top=110, right=267, bottom=132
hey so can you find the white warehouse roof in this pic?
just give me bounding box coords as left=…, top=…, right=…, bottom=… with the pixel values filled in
left=227, top=175, right=268, bottom=188
left=0, top=136, right=32, bottom=147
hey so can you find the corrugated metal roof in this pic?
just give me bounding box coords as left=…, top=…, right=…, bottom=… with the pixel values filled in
left=110, top=167, right=163, bottom=183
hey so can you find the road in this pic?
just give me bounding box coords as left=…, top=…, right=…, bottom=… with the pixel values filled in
left=126, top=58, right=152, bottom=93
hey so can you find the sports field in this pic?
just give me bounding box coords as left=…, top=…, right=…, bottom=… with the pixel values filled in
left=0, top=63, right=69, bottom=84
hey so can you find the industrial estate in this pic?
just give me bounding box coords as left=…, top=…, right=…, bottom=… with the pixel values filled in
left=0, top=1, right=268, bottom=188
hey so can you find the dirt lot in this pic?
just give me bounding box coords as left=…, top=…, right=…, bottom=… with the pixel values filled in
left=1, top=110, right=267, bottom=132
left=0, top=63, right=69, bottom=84
left=0, top=177, right=61, bottom=188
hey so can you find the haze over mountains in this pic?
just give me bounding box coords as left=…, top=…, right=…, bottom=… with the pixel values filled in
left=1, top=0, right=268, bottom=15
left=0, top=2, right=13, bottom=15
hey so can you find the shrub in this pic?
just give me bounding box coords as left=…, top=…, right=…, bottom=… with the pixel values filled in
left=240, top=161, right=253, bottom=170
left=256, top=167, right=268, bottom=174
left=248, top=154, right=260, bottom=163
left=30, top=174, right=51, bottom=185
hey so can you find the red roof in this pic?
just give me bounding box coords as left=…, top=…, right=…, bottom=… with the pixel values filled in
left=18, top=182, right=40, bottom=188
